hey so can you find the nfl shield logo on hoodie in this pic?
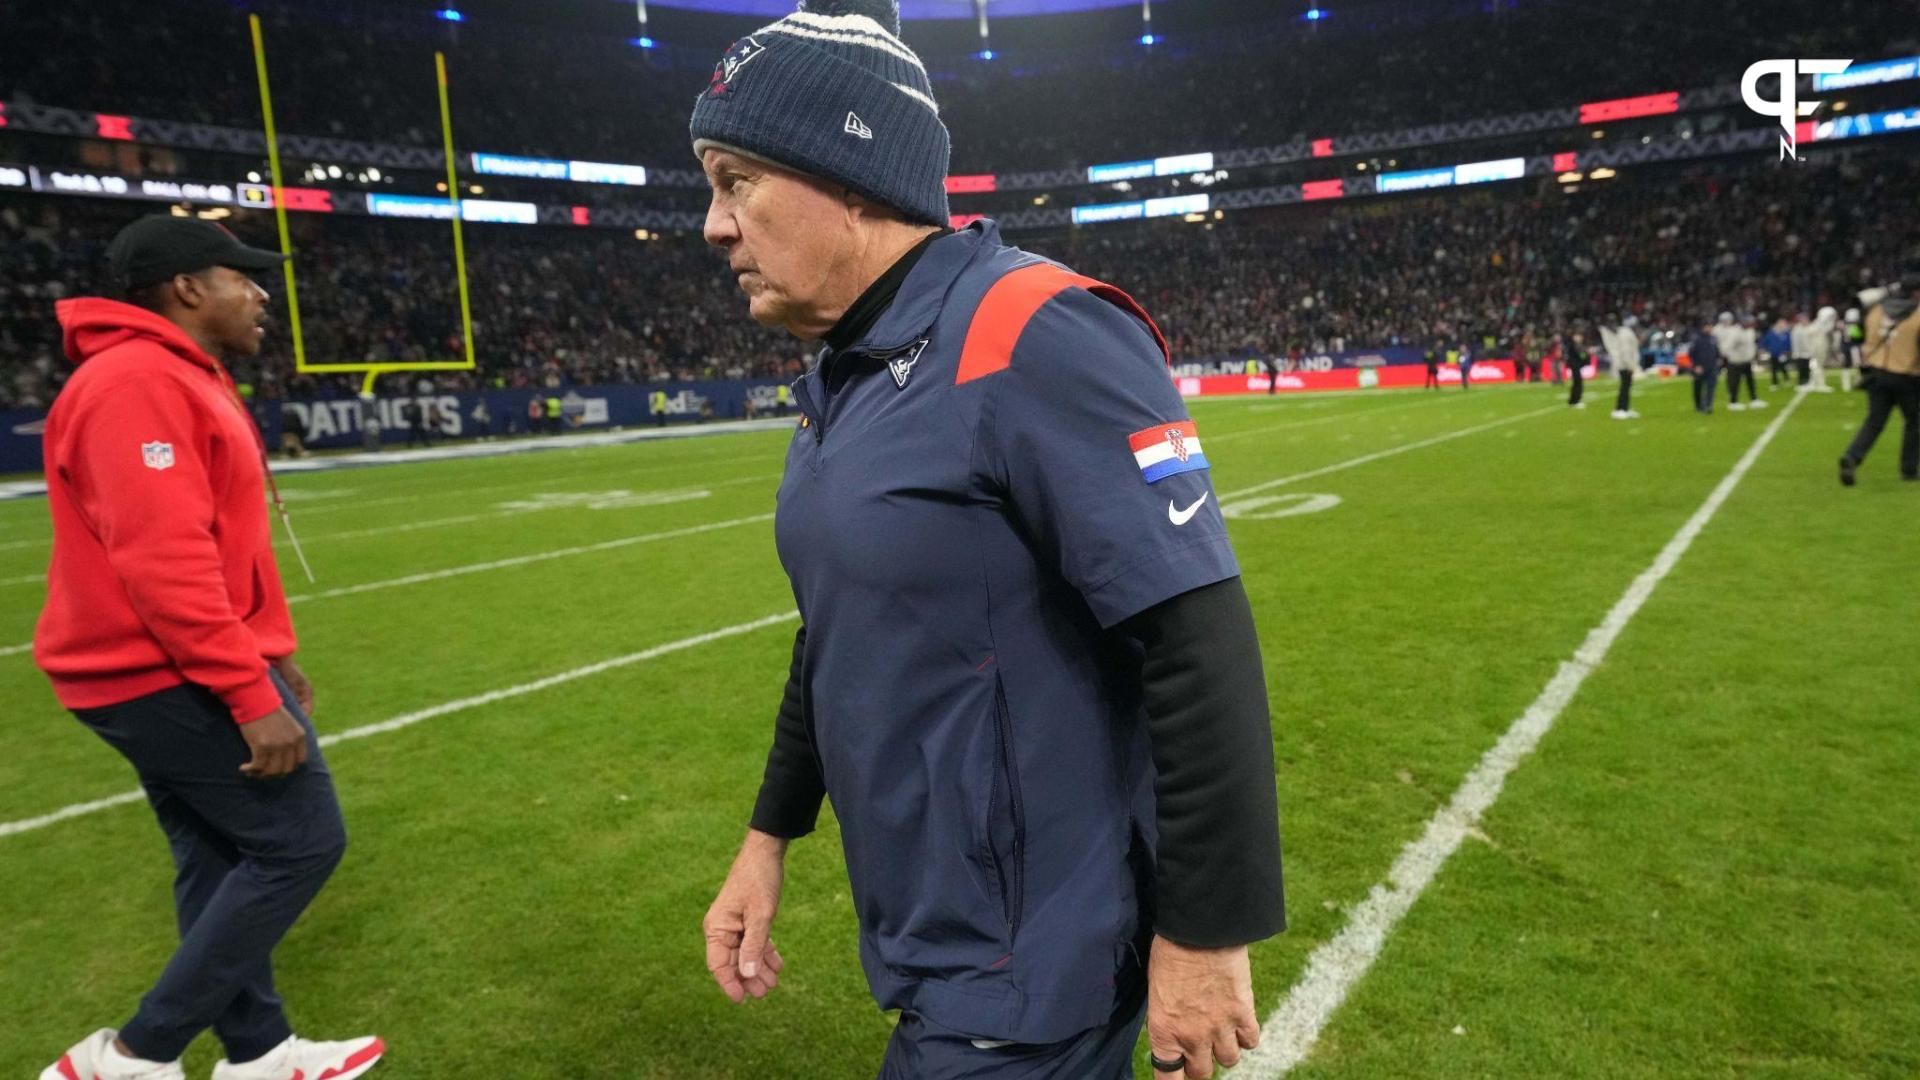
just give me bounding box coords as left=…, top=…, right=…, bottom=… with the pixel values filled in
left=141, top=441, right=175, bottom=471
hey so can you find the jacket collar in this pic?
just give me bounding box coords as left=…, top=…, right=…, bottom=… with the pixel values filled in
left=835, top=218, right=999, bottom=357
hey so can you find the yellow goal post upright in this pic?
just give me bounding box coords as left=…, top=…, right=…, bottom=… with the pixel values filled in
left=248, top=14, right=477, bottom=397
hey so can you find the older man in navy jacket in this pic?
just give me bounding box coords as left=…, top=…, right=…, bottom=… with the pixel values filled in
left=690, top=3, right=1285, bottom=1077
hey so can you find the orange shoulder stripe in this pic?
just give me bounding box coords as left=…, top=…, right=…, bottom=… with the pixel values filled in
left=954, top=263, right=1169, bottom=385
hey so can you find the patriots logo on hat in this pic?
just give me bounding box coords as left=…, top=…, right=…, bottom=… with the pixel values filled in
left=708, top=36, right=767, bottom=97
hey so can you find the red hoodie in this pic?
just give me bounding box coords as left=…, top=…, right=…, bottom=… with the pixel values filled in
left=34, top=299, right=295, bottom=724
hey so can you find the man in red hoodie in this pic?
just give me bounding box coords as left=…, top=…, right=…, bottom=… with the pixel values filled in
left=36, top=217, right=382, bottom=1080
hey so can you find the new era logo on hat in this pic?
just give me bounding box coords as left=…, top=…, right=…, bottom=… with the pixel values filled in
left=844, top=112, right=873, bottom=139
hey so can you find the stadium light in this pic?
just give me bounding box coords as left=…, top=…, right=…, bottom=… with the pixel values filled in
left=1140, top=33, right=1156, bottom=45
left=976, top=49, right=994, bottom=60
left=1306, top=7, right=1326, bottom=20
left=436, top=8, right=463, bottom=22
left=633, top=36, right=655, bottom=48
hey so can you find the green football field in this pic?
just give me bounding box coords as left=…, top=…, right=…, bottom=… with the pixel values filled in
left=2, top=379, right=1915, bottom=1078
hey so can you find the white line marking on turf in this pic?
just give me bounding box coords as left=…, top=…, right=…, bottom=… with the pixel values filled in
left=1206, top=396, right=1452, bottom=445
left=1232, top=391, right=1805, bottom=1076
left=283, top=513, right=775, bottom=605
left=1, top=572, right=42, bottom=587
left=1219, top=406, right=1560, bottom=500
left=0, top=405, right=1536, bottom=657
left=270, top=473, right=774, bottom=548
left=0, top=612, right=799, bottom=840
left=0, top=514, right=780, bottom=658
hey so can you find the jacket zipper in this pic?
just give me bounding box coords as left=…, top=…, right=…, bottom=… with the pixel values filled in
left=791, top=376, right=825, bottom=444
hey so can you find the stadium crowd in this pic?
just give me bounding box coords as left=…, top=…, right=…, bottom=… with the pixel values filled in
left=1, top=0, right=1894, bottom=173
left=6, top=149, right=1914, bottom=411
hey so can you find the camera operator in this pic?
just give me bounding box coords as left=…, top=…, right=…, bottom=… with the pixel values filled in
left=1839, top=255, right=1920, bottom=487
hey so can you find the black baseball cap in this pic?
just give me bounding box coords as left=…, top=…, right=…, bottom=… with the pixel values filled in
left=106, top=215, right=288, bottom=292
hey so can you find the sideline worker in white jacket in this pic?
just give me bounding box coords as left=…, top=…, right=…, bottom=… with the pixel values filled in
left=1799, top=307, right=1841, bottom=391
left=1599, top=315, right=1642, bottom=419
left=1721, top=313, right=1764, bottom=410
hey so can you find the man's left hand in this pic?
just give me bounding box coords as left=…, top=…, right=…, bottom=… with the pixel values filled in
left=1146, top=935, right=1259, bottom=1079
left=273, top=655, right=315, bottom=716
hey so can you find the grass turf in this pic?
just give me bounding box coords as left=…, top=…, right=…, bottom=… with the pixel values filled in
left=1, top=378, right=1913, bottom=1077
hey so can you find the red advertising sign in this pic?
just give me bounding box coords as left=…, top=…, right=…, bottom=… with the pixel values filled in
left=96, top=114, right=135, bottom=141
left=1302, top=178, right=1345, bottom=201
left=1577, top=92, right=1679, bottom=124
left=945, top=174, right=997, bottom=194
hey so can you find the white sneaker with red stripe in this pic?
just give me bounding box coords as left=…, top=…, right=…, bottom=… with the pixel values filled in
left=41, top=1029, right=186, bottom=1080
left=211, top=1035, right=385, bottom=1080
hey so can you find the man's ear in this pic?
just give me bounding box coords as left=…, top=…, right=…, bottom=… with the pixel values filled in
left=171, top=272, right=209, bottom=311
left=842, top=185, right=873, bottom=224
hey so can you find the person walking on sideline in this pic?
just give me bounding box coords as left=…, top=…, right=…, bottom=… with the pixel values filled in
left=35, top=216, right=382, bottom=1080
left=1721, top=313, right=1764, bottom=411
left=1563, top=329, right=1588, bottom=409
left=1840, top=257, right=1920, bottom=486
left=688, top=5, right=1286, bottom=1076
left=1690, top=317, right=1723, bottom=414
left=1762, top=315, right=1792, bottom=390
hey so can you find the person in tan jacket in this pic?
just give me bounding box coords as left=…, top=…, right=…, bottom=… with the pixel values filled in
left=1839, top=257, right=1920, bottom=486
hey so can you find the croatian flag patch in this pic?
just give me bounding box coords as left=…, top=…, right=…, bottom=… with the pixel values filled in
left=1128, top=421, right=1208, bottom=484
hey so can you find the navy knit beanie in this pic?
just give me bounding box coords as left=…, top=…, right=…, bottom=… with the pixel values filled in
left=689, top=0, right=951, bottom=227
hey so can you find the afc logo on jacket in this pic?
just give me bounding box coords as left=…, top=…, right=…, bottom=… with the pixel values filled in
left=140, top=441, right=175, bottom=471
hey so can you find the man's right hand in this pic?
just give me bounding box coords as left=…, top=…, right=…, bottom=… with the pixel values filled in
left=703, top=829, right=788, bottom=1003
left=238, top=706, right=308, bottom=779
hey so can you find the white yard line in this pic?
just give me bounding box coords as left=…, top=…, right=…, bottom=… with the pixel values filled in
left=1233, top=391, right=1805, bottom=1076
left=1, top=572, right=43, bottom=587
left=1206, top=394, right=1456, bottom=445
left=0, top=612, right=799, bottom=840
left=0, top=398, right=1567, bottom=843
left=283, top=513, right=775, bottom=605
left=268, top=472, right=774, bottom=548
left=0, top=407, right=1540, bottom=663
left=0, top=513, right=778, bottom=658
left=1218, top=406, right=1561, bottom=500
left=282, top=450, right=780, bottom=517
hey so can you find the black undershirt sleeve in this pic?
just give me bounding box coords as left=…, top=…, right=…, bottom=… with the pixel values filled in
left=748, top=624, right=826, bottom=839
left=1120, top=576, right=1288, bottom=947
